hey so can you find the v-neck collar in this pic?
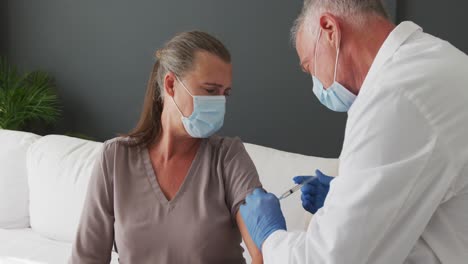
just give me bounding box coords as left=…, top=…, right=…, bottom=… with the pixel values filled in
left=141, top=139, right=206, bottom=207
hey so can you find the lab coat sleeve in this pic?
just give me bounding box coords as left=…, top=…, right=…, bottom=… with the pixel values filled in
left=263, top=90, right=449, bottom=263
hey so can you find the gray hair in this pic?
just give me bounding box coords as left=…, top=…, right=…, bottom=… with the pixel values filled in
left=291, top=0, right=390, bottom=45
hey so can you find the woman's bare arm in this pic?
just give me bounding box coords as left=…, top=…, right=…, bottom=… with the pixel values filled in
left=237, top=211, right=263, bottom=264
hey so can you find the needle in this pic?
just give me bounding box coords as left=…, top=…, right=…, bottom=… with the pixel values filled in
left=278, top=176, right=315, bottom=200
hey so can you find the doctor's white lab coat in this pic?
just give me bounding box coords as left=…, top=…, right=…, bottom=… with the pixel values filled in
left=263, top=21, right=468, bottom=264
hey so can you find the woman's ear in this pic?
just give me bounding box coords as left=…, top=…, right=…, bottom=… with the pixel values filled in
left=164, top=72, right=176, bottom=97
left=319, top=13, right=341, bottom=50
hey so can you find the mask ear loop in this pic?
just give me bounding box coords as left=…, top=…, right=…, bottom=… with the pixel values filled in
left=176, top=76, right=194, bottom=97
left=170, top=76, right=194, bottom=118
left=313, top=29, right=322, bottom=77
left=333, top=32, right=341, bottom=83
left=315, top=28, right=341, bottom=84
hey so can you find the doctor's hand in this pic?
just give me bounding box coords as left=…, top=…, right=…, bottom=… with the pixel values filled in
left=240, top=188, right=286, bottom=250
left=293, top=169, right=334, bottom=214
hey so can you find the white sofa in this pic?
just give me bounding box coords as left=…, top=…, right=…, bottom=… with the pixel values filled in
left=0, top=129, right=338, bottom=264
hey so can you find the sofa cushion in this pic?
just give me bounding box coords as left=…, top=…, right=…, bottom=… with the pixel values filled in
left=0, top=228, right=119, bottom=264
left=0, top=129, right=41, bottom=229
left=27, top=135, right=103, bottom=242
left=244, top=143, right=338, bottom=231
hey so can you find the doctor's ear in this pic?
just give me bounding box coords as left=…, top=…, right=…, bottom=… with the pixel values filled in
left=319, top=13, right=341, bottom=49
left=164, top=72, right=177, bottom=97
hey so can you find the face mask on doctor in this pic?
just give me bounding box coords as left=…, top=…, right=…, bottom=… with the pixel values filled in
left=171, top=76, right=226, bottom=138
left=312, top=28, right=356, bottom=112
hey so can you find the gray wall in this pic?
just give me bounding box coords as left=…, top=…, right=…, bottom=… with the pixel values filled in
left=397, top=0, right=468, bottom=54
left=4, top=0, right=345, bottom=157
left=0, top=1, right=7, bottom=56
left=3, top=0, right=466, bottom=157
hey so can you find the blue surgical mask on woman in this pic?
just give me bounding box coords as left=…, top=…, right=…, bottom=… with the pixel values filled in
left=171, top=77, right=226, bottom=138
left=312, top=29, right=356, bottom=112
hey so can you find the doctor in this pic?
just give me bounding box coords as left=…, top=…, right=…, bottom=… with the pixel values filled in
left=240, top=0, right=468, bottom=263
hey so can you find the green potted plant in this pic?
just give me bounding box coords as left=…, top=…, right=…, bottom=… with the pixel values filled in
left=0, top=57, right=61, bottom=131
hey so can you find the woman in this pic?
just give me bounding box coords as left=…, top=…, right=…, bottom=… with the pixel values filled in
left=70, top=31, right=263, bottom=263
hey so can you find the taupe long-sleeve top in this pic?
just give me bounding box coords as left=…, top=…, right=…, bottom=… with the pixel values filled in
left=69, top=136, right=262, bottom=264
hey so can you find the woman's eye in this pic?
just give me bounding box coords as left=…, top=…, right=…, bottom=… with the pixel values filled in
left=205, top=89, right=216, bottom=94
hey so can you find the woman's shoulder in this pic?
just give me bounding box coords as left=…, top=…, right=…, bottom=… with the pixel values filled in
left=100, top=136, right=139, bottom=157
left=103, top=136, right=136, bottom=145
left=102, top=136, right=135, bottom=148
left=206, top=135, right=248, bottom=158
left=96, top=137, right=140, bottom=175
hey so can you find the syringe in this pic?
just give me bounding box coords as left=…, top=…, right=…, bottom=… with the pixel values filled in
left=278, top=176, right=315, bottom=200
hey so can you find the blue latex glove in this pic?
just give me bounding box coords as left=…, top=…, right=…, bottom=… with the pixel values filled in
left=240, top=188, right=286, bottom=250
left=293, top=169, right=334, bottom=214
